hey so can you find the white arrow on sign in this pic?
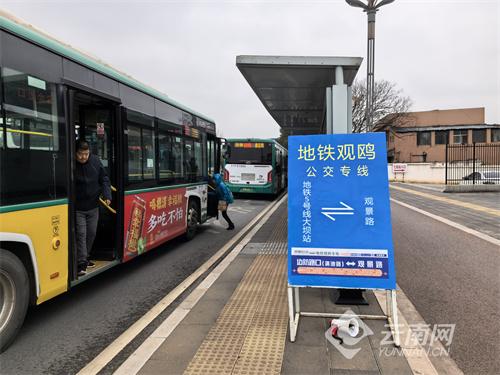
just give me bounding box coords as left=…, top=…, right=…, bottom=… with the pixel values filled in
left=321, top=202, right=354, bottom=221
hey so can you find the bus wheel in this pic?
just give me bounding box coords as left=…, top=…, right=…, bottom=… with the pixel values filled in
left=184, top=200, right=199, bottom=241
left=0, top=249, right=30, bottom=353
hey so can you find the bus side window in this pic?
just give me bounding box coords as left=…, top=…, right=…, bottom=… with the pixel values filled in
left=158, top=132, right=172, bottom=180
left=127, top=125, right=142, bottom=182
left=142, top=128, right=155, bottom=180
left=194, top=140, right=203, bottom=178
left=1, top=66, right=67, bottom=204
left=3, top=67, right=59, bottom=151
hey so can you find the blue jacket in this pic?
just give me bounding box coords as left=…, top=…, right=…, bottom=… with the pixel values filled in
left=213, top=173, right=234, bottom=204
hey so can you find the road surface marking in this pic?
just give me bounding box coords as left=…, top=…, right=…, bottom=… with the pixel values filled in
left=230, top=207, right=253, bottom=214
left=77, top=196, right=285, bottom=375
left=206, top=229, right=220, bottom=234
left=390, top=184, right=500, bottom=217
left=409, top=183, right=444, bottom=192
left=391, top=198, right=500, bottom=247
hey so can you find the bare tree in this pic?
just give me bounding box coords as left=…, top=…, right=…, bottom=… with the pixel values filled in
left=352, top=79, right=412, bottom=133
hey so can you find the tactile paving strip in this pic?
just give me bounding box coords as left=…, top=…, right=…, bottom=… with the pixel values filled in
left=183, top=209, right=288, bottom=375
left=259, top=205, right=287, bottom=255
left=231, top=256, right=287, bottom=375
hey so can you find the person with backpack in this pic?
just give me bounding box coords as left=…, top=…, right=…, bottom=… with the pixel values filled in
left=213, top=173, right=235, bottom=230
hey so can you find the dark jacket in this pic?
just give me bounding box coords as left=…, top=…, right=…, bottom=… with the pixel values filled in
left=75, top=154, right=112, bottom=211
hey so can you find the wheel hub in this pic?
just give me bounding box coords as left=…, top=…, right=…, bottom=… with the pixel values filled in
left=0, top=270, right=16, bottom=333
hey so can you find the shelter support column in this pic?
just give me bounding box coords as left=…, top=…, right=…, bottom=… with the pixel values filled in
left=327, top=66, right=353, bottom=135
left=326, top=87, right=333, bottom=134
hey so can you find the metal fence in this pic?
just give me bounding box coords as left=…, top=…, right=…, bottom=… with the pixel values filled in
left=445, top=143, right=500, bottom=185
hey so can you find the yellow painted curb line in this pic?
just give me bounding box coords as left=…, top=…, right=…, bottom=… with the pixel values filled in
left=390, top=185, right=500, bottom=217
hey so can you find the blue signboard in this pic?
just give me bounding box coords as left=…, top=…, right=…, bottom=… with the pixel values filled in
left=288, top=133, right=396, bottom=290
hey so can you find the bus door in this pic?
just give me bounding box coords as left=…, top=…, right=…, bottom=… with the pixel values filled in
left=206, top=134, right=219, bottom=218
left=69, top=89, right=122, bottom=279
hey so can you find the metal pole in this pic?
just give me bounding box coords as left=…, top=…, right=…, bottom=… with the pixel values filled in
left=366, top=9, right=376, bottom=131
left=445, top=143, right=448, bottom=185
left=472, top=142, right=476, bottom=185
left=332, top=65, right=368, bottom=305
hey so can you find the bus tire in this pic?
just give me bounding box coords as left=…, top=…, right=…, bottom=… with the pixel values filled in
left=184, top=199, right=199, bottom=241
left=0, top=249, right=30, bottom=353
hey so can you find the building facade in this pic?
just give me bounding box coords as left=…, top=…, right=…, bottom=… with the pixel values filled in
left=374, top=108, right=500, bottom=163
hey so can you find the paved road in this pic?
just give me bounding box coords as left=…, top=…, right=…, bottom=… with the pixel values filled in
left=390, top=183, right=500, bottom=239
left=0, top=198, right=272, bottom=375
left=391, top=190, right=500, bottom=375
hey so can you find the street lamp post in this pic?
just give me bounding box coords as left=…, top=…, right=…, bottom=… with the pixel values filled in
left=346, top=0, right=395, bottom=131
left=332, top=0, right=396, bottom=306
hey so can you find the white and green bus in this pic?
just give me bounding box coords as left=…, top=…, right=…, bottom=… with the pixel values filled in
left=223, top=139, right=287, bottom=195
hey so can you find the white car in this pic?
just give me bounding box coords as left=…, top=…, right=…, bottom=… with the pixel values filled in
left=461, top=171, right=500, bottom=184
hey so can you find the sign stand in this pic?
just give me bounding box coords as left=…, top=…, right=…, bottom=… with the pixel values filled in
left=334, top=289, right=368, bottom=305
left=287, top=286, right=400, bottom=347
left=286, top=70, right=400, bottom=348
left=392, top=163, right=408, bottom=183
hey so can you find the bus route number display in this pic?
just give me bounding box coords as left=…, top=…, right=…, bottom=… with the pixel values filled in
left=233, top=142, right=265, bottom=148
left=287, top=133, right=396, bottom=290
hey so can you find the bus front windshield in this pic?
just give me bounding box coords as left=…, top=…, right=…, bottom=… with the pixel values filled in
left=227, top=142, right=272, bottom=165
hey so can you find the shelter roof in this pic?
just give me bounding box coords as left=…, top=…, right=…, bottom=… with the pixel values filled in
left=236, top=55, right=362, bottom=135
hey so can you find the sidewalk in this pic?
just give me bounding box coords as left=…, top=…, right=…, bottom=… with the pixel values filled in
left=116, top=198, right=422, bottom=375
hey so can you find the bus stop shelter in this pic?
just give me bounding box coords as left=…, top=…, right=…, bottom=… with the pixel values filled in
left=236, top=55, right=362, bottom=136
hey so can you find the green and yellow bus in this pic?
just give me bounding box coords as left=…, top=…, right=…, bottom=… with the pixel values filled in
left=0, top=11, right=222, bottom=351
left=223, top=138, right=287, bottom=195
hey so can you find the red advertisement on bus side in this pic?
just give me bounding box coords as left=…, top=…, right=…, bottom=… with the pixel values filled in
left=123, top=188, right=187, bottom=261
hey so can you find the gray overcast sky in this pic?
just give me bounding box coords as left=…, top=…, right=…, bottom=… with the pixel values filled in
left=2, top=0, right=499, bottom=138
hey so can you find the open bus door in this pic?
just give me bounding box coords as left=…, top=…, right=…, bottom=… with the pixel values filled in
left=206, top=134, right=221, bottom=218
left=68, top=88, right=122, bottom=282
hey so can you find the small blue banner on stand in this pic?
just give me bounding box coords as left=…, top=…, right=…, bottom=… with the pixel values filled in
left=288, top=133, right=396, bottom=290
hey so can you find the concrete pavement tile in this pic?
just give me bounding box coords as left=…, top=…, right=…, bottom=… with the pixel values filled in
left=357, top=292, right=385, bottom=316
left=199, top=280, right=241, bottom=304
left=282, top=343, right=330, bottom=375
left=375, top=349, right=414, bottom=375
left=180, top=295, right=227, bottom=325
left=365, top=321, right=414, bottom=375
left=250, top=207, right=284, bottom=242
left=298, top=288, right=325, bottom=312
left=213, top=255, right=256, bottom=283
left=141, top=323, right=213, bottom=375
left=331, top=370, right=380, bottom=375
left=139, top=361, right=184, bottom=375
left=359, top=320, right=395, bottom=351
left=327, top=335, right=379, bottom=372
left=289, top=316, right=329, bottom=347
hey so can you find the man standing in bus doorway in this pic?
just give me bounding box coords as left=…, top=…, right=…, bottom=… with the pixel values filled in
left=213, top=173, right=235, bottom=230
left=75, top=140, right=112, bottom=276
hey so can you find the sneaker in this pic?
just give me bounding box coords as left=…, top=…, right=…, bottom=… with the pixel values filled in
left=87, top=260, right=96, bottom=268
left=78, top=269, right=87, bottom=277
left=227, top=225, right=235, bottom=230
